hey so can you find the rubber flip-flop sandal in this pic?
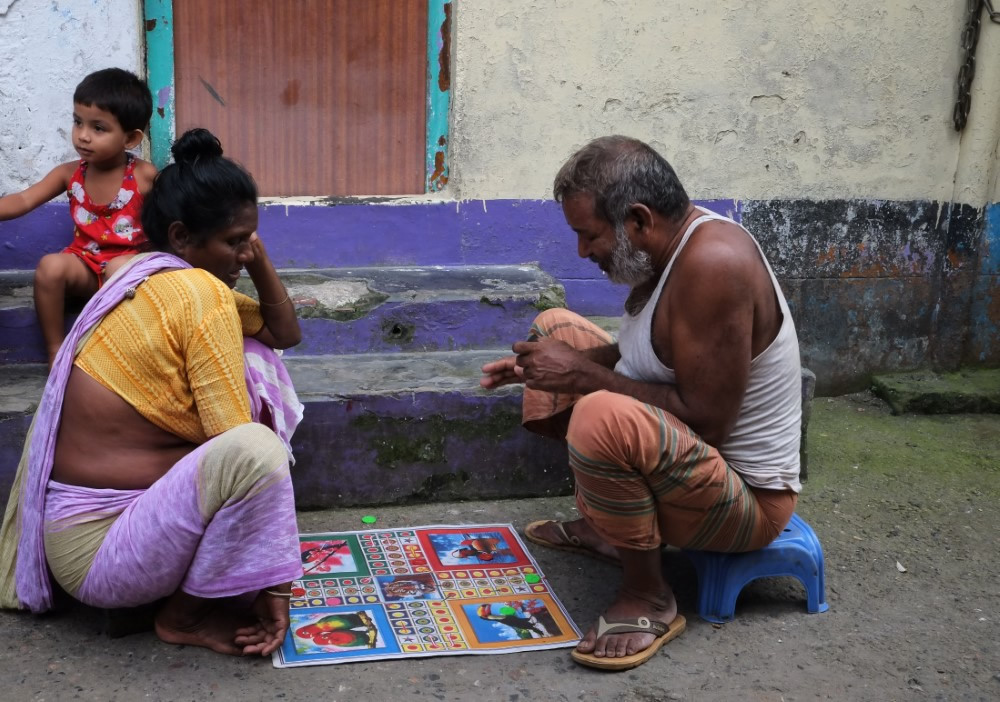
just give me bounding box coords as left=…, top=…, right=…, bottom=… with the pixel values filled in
left=523, top=520, right=620, bottom=565
left=571, top=614, right=687, bottom=671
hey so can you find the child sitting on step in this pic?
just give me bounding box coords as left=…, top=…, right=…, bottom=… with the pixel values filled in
left=0, top=68, right=157, bottom=366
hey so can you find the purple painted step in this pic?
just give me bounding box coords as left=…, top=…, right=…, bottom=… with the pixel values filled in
left=0, top=354, right=815, bottom=507
left=0, top=265, right=564, bottom=363
left=0, top=351, right=572, bottom=508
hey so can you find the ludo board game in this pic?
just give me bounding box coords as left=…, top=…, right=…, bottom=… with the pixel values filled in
left=274, top=524, right=582, bottom=667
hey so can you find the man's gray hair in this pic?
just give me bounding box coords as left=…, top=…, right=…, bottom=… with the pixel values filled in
left=552, top=136, right=690, bottom=227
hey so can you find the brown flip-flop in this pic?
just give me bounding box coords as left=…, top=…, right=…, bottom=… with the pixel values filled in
left=570, top=614, right=687, bottom=671
left=523, top=520, right=620, bottom=565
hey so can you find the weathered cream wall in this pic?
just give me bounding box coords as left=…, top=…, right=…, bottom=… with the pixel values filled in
left=1, top=1, right=995, bottom=208
left=0, top=0, right=143, bottom=196
left=450, top=1, right=990, bottom=205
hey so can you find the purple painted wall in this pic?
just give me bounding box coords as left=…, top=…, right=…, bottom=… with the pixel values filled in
left=4, top=196, right=997, bottom=388
left=0, top=198, right=738, bottom=317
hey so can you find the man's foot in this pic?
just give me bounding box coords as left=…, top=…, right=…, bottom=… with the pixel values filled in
left=574, top=588, right=681, bottom=665
left=524, top=518, right=620, bottom=564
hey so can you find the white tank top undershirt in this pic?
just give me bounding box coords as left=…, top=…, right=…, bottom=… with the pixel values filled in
left=614, top=207, right=802, bottom=492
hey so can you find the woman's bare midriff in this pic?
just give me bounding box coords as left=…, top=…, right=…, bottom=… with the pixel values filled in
left=51, top=367, right=198, bottom=490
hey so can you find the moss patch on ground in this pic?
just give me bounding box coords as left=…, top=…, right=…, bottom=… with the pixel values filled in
left=786, top=393, right=999, bottom=698
left=806, top=392, right=1000, bottom=498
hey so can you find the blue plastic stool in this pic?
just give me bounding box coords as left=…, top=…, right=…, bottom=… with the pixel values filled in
left=682, top=513, right=829, bottom=623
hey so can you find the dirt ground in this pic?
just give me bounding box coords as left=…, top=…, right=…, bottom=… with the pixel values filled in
left=0, top=392, right=998, bottom=701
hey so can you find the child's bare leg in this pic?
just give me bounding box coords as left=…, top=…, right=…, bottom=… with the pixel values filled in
left=102, top=254, right=134, bottom=284
left=34, top=253, right=98, bottom=366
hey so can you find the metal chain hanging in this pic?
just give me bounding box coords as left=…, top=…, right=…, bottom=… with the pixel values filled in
left=955, top=0, right=1000, bottom=131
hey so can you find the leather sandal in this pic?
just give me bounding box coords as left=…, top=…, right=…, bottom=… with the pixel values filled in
left=570, top=614, right=687, bottom=671
left=523, top=520, right=620, bottom=565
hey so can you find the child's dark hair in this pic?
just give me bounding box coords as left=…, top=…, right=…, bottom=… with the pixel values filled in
left=141, top=128, right=258, bottom=250
left=73, top=68, right=153, bottom=132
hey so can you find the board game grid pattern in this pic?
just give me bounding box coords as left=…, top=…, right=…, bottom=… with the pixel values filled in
left=273, top=524, right=582, bottom=667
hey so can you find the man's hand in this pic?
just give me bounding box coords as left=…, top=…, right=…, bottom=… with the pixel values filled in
left=480, top=355, right=523, bottom=389
left=512, top=338, right=589, bottom=393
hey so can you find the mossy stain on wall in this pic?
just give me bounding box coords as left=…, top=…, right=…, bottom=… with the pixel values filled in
left=352, top=410, right=523, bottom=469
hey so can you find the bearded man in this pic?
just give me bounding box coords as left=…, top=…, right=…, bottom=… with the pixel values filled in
left=481, top=136, right=802, bottom=671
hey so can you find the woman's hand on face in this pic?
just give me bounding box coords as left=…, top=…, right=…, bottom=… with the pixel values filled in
left=244, top=229, right=303, bottom=349
left=247, top=231, right=265, bottom=264
left=244, top=231, right=278, bottom=279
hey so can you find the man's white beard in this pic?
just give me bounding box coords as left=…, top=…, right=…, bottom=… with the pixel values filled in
left=606, top=224, right=655, bottom=286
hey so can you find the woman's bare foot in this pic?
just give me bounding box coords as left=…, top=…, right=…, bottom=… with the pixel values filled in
left=155, top=586, right=290, bottom=656
left=575, top=587, right=679, bottom=659
left=154, top=591, right=257, bottom=656
left=526, top=518, right=620, bottom=563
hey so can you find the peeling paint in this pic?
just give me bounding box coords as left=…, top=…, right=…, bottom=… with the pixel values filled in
left=429, top=147, right=448, bottom=190
left=438, top=2, right=452, bottom=93
left=425, top=0, right=451, bottom=192
left=156, top=85, right=171, bottom=109
left=966, top=203, right=1000, bottom=363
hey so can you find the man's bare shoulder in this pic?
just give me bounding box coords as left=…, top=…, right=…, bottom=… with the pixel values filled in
left=652, top=218, right=757, bottom=399
left=671, top=218, right=760, bottom=288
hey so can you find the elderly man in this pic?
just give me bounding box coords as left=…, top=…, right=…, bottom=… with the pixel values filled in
left=481, top=136, right=802, bottom=671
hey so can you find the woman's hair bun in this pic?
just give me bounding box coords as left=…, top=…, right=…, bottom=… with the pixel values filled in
left=171, top=128, right=224, bottom=165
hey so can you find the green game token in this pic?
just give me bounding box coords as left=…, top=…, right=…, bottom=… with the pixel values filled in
left=499, top=606, right=516, bottom=616
left=524, top=573, right=541, bottom=584
left=361, top=515, right=377, bottom=525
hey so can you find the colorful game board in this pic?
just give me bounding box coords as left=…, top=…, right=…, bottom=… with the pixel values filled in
left=273, top=524, right=582, bottom=667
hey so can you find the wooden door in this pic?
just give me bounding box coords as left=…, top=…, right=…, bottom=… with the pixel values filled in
left=173, top=0, right=428, bottom=196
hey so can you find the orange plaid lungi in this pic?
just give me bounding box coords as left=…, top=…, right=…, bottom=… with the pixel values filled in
left=522, top=308, right=796, bottom=553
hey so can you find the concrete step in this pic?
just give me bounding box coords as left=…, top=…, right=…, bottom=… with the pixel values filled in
left=0, top=350, right=572, bottom=509
left=871, top=368, right=1000, bottom=414
left=0, top=352, right=817, bottom=509
left=0, top=265, right=565, bottom=363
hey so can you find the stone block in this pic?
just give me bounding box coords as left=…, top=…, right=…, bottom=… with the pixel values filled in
left=871, top=369, right=1000, bottom=415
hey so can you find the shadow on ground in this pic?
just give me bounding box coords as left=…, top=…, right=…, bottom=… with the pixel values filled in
left=1, top=393, right=998, bottom=701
